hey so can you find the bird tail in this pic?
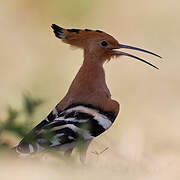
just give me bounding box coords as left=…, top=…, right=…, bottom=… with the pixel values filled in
left=14, top=140, right=37, bottom=158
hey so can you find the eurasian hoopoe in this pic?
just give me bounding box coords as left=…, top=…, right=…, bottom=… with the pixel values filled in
left=15, top=24, right=161, bottom=162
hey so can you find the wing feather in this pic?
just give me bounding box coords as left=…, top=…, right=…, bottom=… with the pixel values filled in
left=15, top=104, right=116, bottom=157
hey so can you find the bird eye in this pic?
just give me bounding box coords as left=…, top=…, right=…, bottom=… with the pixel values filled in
left=101, top=41, right=108, bottom=47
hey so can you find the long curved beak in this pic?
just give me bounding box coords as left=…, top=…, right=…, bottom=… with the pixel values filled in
left=114, top=44, right=162, bottom=69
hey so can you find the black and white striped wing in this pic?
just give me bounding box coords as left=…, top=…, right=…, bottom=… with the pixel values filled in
left=15, top=104, right=116, bottom=157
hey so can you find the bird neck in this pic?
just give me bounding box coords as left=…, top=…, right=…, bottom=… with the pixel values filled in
left=66, top=53, right=111, bottom=99
left=56, top=53, right=119, bottom=115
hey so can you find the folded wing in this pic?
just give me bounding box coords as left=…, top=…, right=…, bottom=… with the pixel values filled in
left=15, top=103, right=116, bottom=157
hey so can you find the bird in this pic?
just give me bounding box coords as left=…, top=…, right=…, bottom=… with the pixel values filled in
left=15, top=24, right=161, bottom=163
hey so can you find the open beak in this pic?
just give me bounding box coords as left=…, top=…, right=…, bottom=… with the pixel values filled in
left=113, top=44, right=162, bottom=69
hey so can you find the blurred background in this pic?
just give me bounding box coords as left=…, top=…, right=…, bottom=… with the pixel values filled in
left=0, top=0, right=180, bottom=179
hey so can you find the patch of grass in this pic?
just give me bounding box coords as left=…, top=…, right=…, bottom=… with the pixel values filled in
left=0, top=93, right=44, bottom=151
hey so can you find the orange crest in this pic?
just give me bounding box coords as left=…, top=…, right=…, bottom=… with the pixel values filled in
left=52, top=24, right=161, bottom=69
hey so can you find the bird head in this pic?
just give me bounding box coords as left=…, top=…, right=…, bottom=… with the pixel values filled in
left=51, top=24, right=161, bottom=69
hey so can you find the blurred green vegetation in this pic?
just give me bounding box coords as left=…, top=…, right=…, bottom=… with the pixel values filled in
left=0, top=93, right=44, bottom=152
left=0, top=93, right=86, bottom=160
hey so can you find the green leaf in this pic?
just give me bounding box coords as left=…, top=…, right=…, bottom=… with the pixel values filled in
left=6, top=106, right=19, bottom=122
left=22, top=93, right=44, bottom=116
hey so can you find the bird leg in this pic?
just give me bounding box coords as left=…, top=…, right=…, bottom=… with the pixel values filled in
left=64, top=148, right=73, bottom=157
left=79, top=139, right=92, bottom=164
